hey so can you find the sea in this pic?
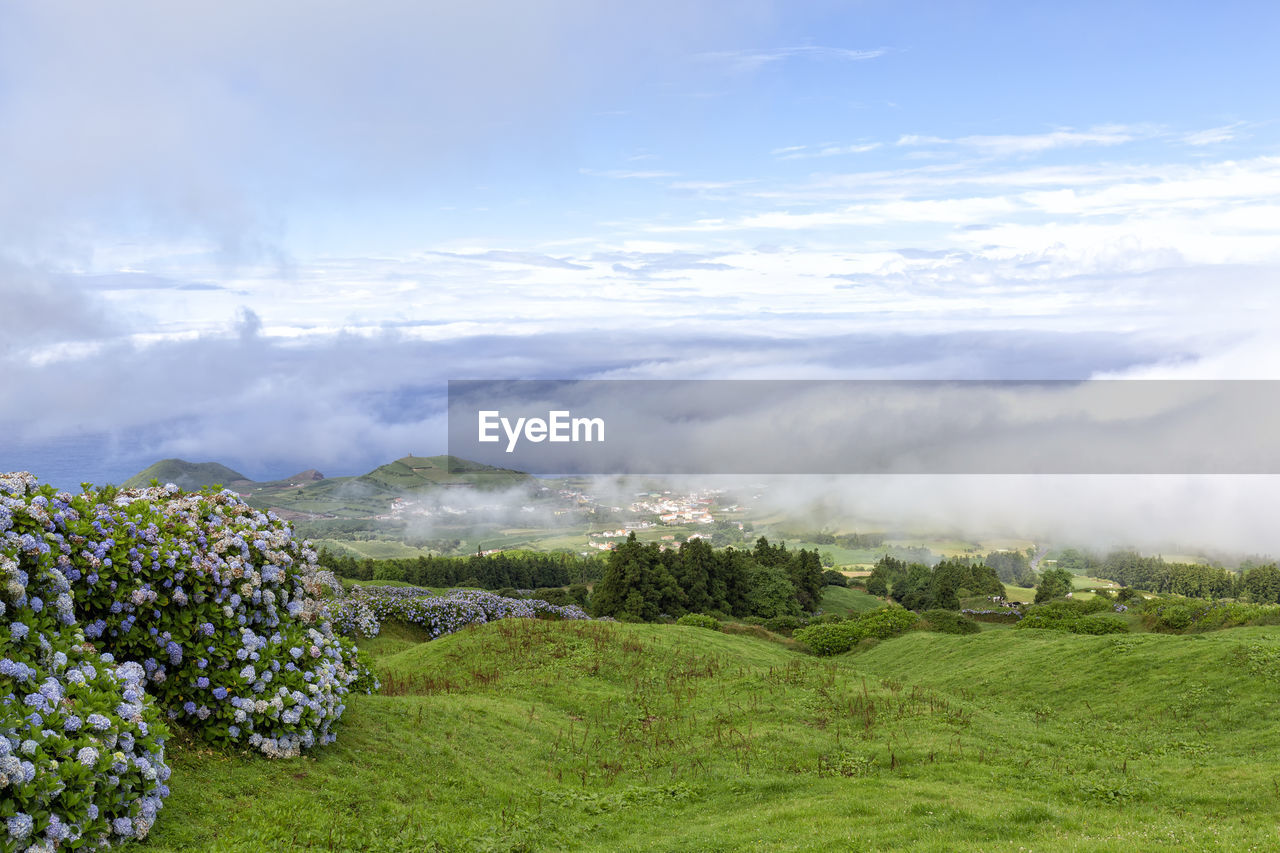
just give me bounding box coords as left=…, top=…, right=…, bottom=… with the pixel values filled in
left=0, top=432, right=367, bottom=491
left=0, top=432, right=163, bottom=490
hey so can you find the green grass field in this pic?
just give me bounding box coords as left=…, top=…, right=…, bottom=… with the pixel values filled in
left=820, top=585, right=886, bottom=616
left=315, top=539, right=437, bottom=560
left=1002, top=584, right=1036, bottom=603
left=139, top=616, right=1280, bottom=851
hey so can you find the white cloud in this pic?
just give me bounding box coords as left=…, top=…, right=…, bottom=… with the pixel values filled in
left=1183, top=123, right=1243, bottom=146
left=776, top=142, right=881, bottom=160
left=897, top=126, right=1145, bottom=156
left=696, top=45, right=887, bottom=74
left=580, top=168, right=680, bottom=180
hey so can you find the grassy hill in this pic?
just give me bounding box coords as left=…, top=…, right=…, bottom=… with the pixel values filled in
left=820, top=584, right=885, bottom=616
left=121, top=455, right=534, bottom=519
left=143, top=618, right=1280, bottom=851
left=244, top=456, right=533, bottom=518
left=122, top=458, right=249, bottom=490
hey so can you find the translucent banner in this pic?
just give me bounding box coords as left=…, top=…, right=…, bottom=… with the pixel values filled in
left=447, top=379, right=1280, bottom=475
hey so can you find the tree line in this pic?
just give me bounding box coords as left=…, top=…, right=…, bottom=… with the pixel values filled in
left=317, top=548, right=607, bottom=589
left=590, top=535, right=824, bottom=622
left=1066, top=548, right=1265, bottom=600
left=864, top=555, right=1005, bottom=610
left=774, top=530, right=887, bottom=549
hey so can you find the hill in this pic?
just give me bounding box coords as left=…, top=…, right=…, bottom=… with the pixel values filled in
left=121, top=458, right=249, bottom=490
left=122, top=455, right=535, bottom=519
left=143, top=618, right=1280, bottom=851
left=359, top=454, right=532, bottom=491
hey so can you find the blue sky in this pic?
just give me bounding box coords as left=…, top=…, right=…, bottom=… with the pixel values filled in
left=1, top=0, right=1279, bottom=493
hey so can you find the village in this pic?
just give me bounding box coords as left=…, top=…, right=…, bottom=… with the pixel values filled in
left=586, top=488, right=745, bottom=551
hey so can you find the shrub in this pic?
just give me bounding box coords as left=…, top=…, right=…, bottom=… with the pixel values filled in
left=961, top=609, right=1021, bottom=624
left=791, top=622, right=859, bottom=656
left=1140, top=598, right=1280, bottom=633
left=372, top=562, right=407, bottom=582
left=532, top=587, right=570, bottom=607
left=567, top=584, right=590, bottom=608
left=345, top=646, right=381, bottom=694
left=332, top=596, right=380, bottom=639
left=857, top=606, right=921, bottom=640
left=675, top=613, right=721, bottom=631
left=1156, top=604, right=1192, bottom=630
left=2, top=473, right=172, bottom=849
left=793, top=606, right=918, bottom=656
left=920, top=609, right=981, bottom=635
left=337, top=586, right=590, bottom=640
left=1016, top=606, right=1129, bottom=635
left=55, top=485, right=362, bottom=758
left=763, top=615, right=804, bottom=635
left=1074, top=615, right=1130, bottom=635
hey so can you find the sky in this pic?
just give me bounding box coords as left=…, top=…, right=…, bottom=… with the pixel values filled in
left=2, top=0, right=1280, bottom=545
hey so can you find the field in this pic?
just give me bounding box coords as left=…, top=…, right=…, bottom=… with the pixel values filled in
left=315, top=539, right=438, bottom=560
left=143, top=617, right=1280, bottom=851
left=819, top=585, right=886, bottom=616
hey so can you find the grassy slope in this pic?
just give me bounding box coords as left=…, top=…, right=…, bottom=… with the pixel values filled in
left=123, top=455, right=534, bottom=518
left=121, top=459, right=249, bottom=490
left=145, top=621, right=1280, bottom=852
left=820, top=585, right=885, bottom=616
left=313, top=539, right=437, bottom=560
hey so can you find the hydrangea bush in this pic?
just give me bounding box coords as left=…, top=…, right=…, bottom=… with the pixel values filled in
left=333, top=586, right=590, bottom=641
left=1, top=473, right=170, bottom=852
left=53, top=484, right=366, bottom=758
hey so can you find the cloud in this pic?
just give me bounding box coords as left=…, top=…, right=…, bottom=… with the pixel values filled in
left=1183, top=123, right=1243, bottom=146
left=775, top=142, right=881, bottom=160
left=425, top=250, right=590, bottom=271
left=695, top=45, right=888, bottom=74
left=0, top=262, right=121, bottom=349
left=598, top=251, right=736, bottom=279
left=0, top=320, right=1174, bottom=478
left=896, top=126, right=1143, bottom=156
left=75, top=272, right=225, bottom=291
left=0, top=0, right=766, bottom=261
left=579, top=169, right=680, bottom=180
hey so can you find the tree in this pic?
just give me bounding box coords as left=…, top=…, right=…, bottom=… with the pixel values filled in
left=929, top=558, right=970, bottom=610
left=985, top=550, right=1036, bottom=587
left=591, top=533, right=684, bottom=620
left=964, top=561, right=1006, bottom=598
left=743, top=560, right=802, bottom=619
left=891, top=563, right=935, bottom=611
left=868, top=555, right=906, bottom=599
left=1243, top=562, right=1280, bottom=604
left=674, top=538, right=715, bottom=613
left=1034, top=568, right=1074, bottom=603
left=786, top=548, right=825, bottom=612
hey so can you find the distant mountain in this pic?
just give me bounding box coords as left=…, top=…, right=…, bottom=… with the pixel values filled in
left=121, top=455, right=533, bottom=518
left=259, top=469, right=325, bottom=487
left=361, top=455, right=531, bottom=490
left=122, top=459, right=250, bottom=491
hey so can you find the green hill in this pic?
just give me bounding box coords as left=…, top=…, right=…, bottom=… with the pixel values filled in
left=121, top=458, right=249, bottom=490
left=144, top=618, right=1280, bottom=851
left=820, top=584, right=885, bottom=616
left=359, top=455, right=532, bottom=491
left=121, top=455, right=534, bottom=518
left=242, top=455, right=534, bottom=516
